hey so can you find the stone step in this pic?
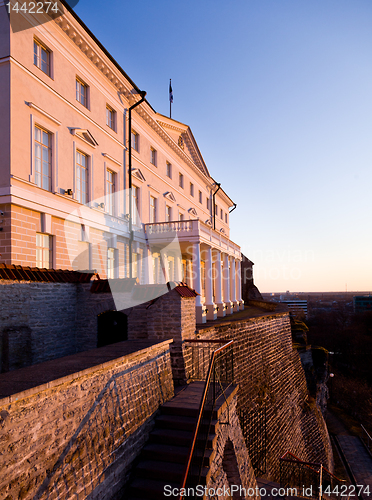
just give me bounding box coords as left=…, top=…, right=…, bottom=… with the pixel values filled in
left=141, top=442, right=214, bottom=466
left=156, top=413, right=219, bottom=433
left=126, top=478, right=179, bottom=499
left=135, top=459, right=211, bottom=484
left=149, top=427, right=217, bottom=448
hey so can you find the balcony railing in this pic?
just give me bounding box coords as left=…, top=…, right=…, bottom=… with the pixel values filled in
left=145, top=219, right=198, bottom=234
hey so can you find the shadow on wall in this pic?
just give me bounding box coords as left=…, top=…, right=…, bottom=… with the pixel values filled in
left=25, top=357, right=169, bottom=500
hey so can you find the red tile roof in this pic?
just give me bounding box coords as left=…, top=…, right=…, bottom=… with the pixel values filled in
left=0, top=264, right=94, bottom=283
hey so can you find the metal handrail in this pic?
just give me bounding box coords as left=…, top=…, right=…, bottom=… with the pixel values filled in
left=179, top=340, right=234, bottom=500
left=280, top=451, right=345, bottom=482
left=361, top=424, right=372, bottom=453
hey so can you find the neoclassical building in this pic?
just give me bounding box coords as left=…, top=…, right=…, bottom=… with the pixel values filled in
left=0, top=0, right=243, bottom=322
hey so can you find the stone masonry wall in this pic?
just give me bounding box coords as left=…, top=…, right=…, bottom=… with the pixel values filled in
left=206, top=390, right=257, bottom=500
left=125, top=289, right=197, bottom=383
left=0, top=340, right=174, bottom=500
left=0, top=281, right=77, bottom=371
left=195, top=312, right=333, bottom=480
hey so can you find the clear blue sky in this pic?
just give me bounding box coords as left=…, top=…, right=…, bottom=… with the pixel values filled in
left=73, top=0, right=372, bottom=293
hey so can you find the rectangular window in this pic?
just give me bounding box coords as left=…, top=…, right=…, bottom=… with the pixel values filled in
left=132, top=185, right=139, bottom=225
left=36, top=233, right=52, bottom=268
left=225, top=213, right=228, bottom=223
left=206, top=198, right=210, bottom=210
left=199, top=190, right=202, bottom=204
left=150, top=196, right=157, bottom=223
left=179, top=212, right=184, bottom=221
left=34, top=126, right=52, bottom=191
left=166, top=205, right=171, bottom=222
left=150, top=147, right=157, bottom=166
left=108, top=248, right=115, bottom=279
left=76, top=151, right=89, bottom=204
left=190, top=183, right=194, bottom=197
left=76, top=78, right=88, bottom=108
left=106, top=170, right=115, bottom=215
left=220, top=208, right=223, bottom=219
left=166, top=161, right=172, bottom=178
left=131, top=130, right=139, bottom=151
left=34, top=39, right=50, bottom=76
left=179, top=173, right=184, bottom=189
left=106, top=105, right=116, bottom=130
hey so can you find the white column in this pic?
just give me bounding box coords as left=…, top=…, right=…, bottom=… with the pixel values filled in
left=214, top=249, right=225, bottom=317
left=230, top=257, right=238, bottom=312
left=186, top=258, right=193, bottom=289
left=205, top=246, right=216, bottom=321
left=237, top=259, right=244, bottom=310
left=223, top=253, right=232, bottom=315
left=143, top=246, right=154, bottom=284
left=174, top=253, right=182, bottom=282
left=160, top=251, right=168, bottom=283
left=193, top=242, right=206, bottom=323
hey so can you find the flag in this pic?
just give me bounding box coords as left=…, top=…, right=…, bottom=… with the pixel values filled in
left=169, top=79, right=173, bottom=103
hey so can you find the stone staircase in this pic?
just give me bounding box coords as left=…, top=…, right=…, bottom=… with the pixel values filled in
left=124, top=382, right=236, bottom=499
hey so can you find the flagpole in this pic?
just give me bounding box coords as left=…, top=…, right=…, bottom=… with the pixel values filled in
left=169, top=79, right=173, bottom=119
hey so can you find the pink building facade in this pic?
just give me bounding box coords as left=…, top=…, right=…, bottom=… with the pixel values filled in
left=0, top=1, right=243, bottom=322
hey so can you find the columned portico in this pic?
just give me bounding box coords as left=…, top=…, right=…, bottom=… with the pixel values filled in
left=193, top=242, right=206, bottom=323
left=223, top=253, right=233, bottom=315
left=205, top=246, right=217, bottom=321
left=214, top=249, right=225, bottom=317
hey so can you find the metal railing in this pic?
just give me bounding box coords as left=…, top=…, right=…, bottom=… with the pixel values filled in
left=280, top=451, right=346, bottom=500
left=361, top=425, right=372, bottom=455
left=179, top=340, right=234, bottom=500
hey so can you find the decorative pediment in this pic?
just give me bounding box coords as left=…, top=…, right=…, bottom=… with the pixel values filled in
left=164, top=192, right=176, bottom=203
left=188, top=208, right=198, bottom=217
left=220, top=228, right=226, bottom=234
left=205, top=219, right=212, bottom=226
left=71, top=128, right=98, bottom=147
left=132, top=168, right=146, bottom=182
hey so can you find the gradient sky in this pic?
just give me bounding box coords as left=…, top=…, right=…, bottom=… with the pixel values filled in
left=72, top=0, right=372, bottom=293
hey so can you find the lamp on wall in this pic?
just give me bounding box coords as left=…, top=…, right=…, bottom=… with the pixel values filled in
left=65, top=189, right=73, bottom=196
left=98, top=203, right=105, bottom=209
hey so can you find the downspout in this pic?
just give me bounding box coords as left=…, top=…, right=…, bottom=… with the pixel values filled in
left=212, top=182, right=221, bottom=230
left=128, top=90, right=146, bottom=278
left=229, top=203, right=237, bottom=213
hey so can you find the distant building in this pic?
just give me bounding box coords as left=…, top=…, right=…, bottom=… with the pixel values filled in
left=281, top=299, right=308, bottom=319
left=353, top=295, right=372, bottom=313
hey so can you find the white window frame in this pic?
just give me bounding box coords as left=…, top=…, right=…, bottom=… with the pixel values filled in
left=75, top=149, right=90, bottom=204
left=179, top=173, right=184, bottom=189
left=131, top=130, right=139, bottom=152
left=150, top=147, right=157, bottom=166
left=106, top=105, right=116, bottom=131
left=166, top=161, right=172, bottom=178
left=150, top=195, right=157, bottom=223
left=106, top=169, right=116, bottom=216
left=76, top=77, right=89, bottom=109
left=132, top=185, right=140, bottom=225
left=34, top=38, right=52, bottom=77
left=30, top=113, right=59, bottom=193
left=166, top=205, right=172, bottom=222
left=34, top=125, right=52, bottom=191
left=36, top=233, right=52, bottom=269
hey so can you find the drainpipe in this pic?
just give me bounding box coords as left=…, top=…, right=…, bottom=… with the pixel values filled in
left=229, top=203, right=237, bottom=213
left=128, top=90, right=146, bottom=278
left=212, top=182, right=221, bottom=230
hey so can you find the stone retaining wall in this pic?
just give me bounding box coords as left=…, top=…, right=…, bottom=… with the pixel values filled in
left=195, top=312, right=333, bottom=480
left=0, top=340, right=174, bottom=500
